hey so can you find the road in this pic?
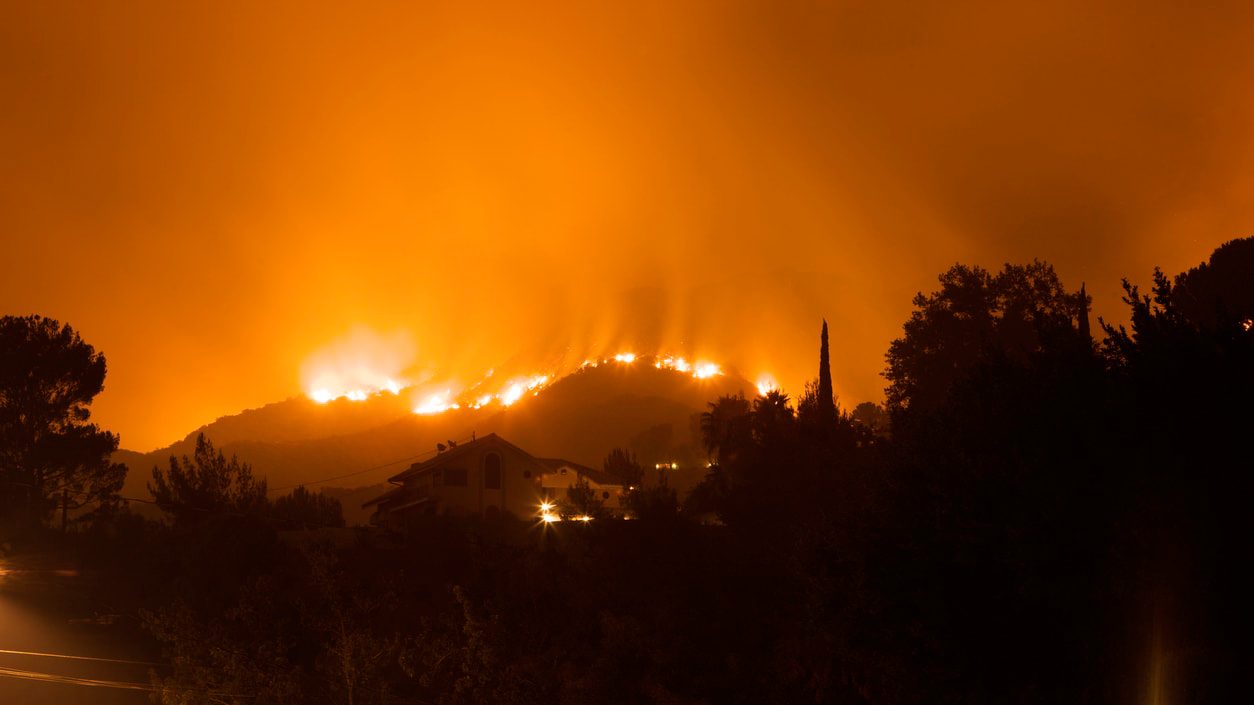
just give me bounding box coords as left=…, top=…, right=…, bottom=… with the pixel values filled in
left=0, top=555, right=156, bottom=704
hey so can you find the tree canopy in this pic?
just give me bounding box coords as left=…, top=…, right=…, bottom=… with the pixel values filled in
left=0, top=314, right=125, bottom=533
left=1168, top=237, right=1254, bottom=331
left=884, top=260, right=1088, bottom=415
left=602, top=447, right=643, bottom=487
left=149, top=433, right=268, bottom=526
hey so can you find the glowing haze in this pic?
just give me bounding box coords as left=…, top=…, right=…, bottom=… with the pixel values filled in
left=4, top=2, right=1254, bottom=449
left=300, top=327, right=415, bottom=404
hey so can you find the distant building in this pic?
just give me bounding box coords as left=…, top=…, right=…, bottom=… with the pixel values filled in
left=364, top=433, right=624, bottom=525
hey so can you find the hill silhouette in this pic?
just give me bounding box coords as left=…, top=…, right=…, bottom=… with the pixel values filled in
left=114, top=360, right=752, bottom=513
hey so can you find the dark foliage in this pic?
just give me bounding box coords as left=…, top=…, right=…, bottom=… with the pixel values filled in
left=603, top=447, right=644, bottom=487
left=273, top=485, right=346, bottom=529
left=149, top=433, right=269, bottom=527
left=0, top=314, right=126, bottom=535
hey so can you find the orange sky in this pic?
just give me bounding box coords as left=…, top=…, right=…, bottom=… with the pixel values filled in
left=4, top=1, right=1254, bottom=450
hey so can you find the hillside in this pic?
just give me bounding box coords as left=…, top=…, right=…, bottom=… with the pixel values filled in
left=114, top=361, right=753, bottom=505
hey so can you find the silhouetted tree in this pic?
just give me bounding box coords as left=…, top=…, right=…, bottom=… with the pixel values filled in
left=602, top=447, right=643, bottom=487
left=624, top=482, right=678, bottom=521
left=0, top=314, right=126, bottom=533
left=562, top=475, right=605, bottom=519
left=816, top=319, right=837, bottom=425
left=1094, top=248, right=1254, bottom=701
left=1170, top=236, right=1254, bottom=331
left=795, top=379, right=821, bottom=425
left=849, top=400, right=889, bottom=438
left=149, top=434, right=268, bottom=525
left=885, top=260, right=1087, bottom=415
left=699, top=393, right=751, bottom=464
left=1077, top=282, right=1092, bottom=343
left=272, top=485, right=344, bottom=529
left=751, top=389, right=795, bottom=447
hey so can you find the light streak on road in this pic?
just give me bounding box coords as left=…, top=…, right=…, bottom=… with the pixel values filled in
left=0, top=665, right=154, bottom=691
left=0, top=648, right=160, bottom=666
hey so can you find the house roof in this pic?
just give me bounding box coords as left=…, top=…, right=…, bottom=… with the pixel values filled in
left=361, top=485, right=408, bottom=508
left=537, top=457, right=620, bottom=487
left=387, top=432, right=550, bottom=484
left=362, top=485, right=433, bottom=512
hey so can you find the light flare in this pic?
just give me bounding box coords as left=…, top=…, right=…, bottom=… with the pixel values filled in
left=539, top=500, right=560, bottom=523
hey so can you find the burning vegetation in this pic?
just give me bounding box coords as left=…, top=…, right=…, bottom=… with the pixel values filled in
left=304, top=347, right=754, bottom=416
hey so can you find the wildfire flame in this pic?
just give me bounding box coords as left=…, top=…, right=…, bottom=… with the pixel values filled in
left=655, top=355, right=692, bottom=373
left=414, top=390, right=460, bottom=415
left=304, top=339, right=758, bottom=416
left=693, top=362, right=721, bottom=379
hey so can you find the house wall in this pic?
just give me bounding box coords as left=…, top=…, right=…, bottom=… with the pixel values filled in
left=539, top=466, right=625, bottom=512
left=402, top=442, right=546, bottom=519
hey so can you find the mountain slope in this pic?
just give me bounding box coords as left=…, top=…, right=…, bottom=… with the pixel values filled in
left=115, top=362, right=752, bottom=499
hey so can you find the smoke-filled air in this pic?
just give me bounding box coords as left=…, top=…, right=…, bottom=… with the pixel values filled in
left=6, top=2, right=1254, bottom=449
left=3, top=3, right=1254, bottom=705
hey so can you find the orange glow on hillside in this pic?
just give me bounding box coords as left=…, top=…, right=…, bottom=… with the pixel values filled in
left=413, top=390, right=459, bottom=415
left=693, top=362, right=721, bottom=379
left=302, top=328, right=414, bottom=405
left=301, top=340, right=755, bottom=418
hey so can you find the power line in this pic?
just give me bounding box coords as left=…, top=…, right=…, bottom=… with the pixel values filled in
left=264, top=452, right=425, bottom=494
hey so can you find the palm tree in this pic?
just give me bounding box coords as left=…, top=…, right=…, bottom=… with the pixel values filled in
left=752, top=389, right=794, bottom=445
left=699, top=393, right=751, bottom=462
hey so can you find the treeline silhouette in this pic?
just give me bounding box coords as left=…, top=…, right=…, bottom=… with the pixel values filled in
left=4, top=239, right=1253, bottom=704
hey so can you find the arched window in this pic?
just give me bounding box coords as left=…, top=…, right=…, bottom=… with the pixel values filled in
left=483, top=453, right=502, bottom=490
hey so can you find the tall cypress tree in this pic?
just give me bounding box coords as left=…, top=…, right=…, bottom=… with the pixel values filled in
left=817, top=319, right=836, bottom=424
left=1077, top=282, right=1092, bottom=343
